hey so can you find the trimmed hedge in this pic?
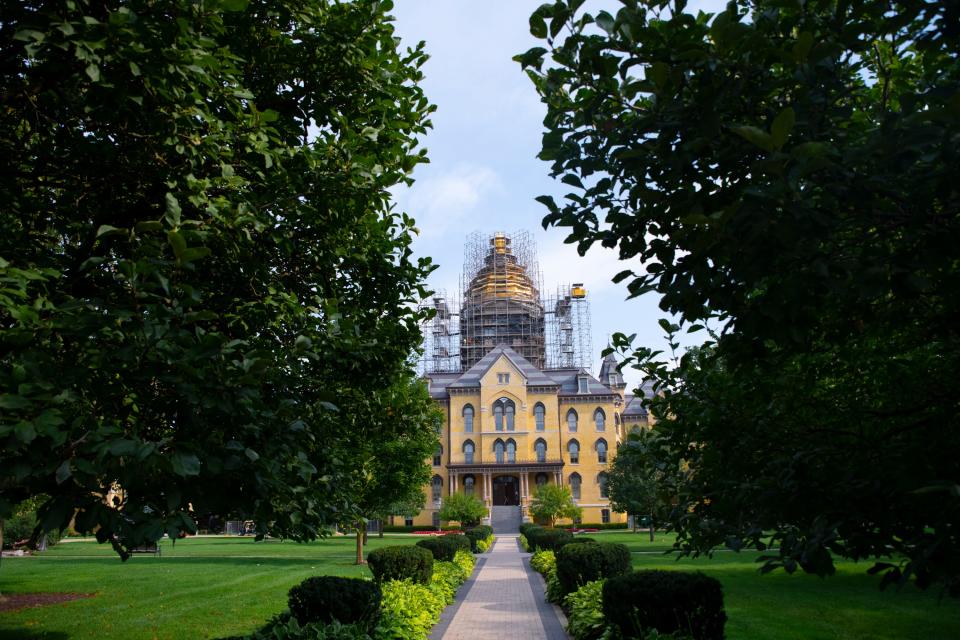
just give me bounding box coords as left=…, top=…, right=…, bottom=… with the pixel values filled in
left=566, top=537, right=598, bottom=545
left=287, top=576, right=380, bottom=631
left=555, top=542, right=632, bottom=597
left=519, top=523, right=542, bottom=537
left=465, top=526, right=494, bottom=553
left=367, top=545, right=433, bottom=585
left=526, top=527, right=573, bottom=551
left=570, top=523, right=628, bottom=530
left=602, top=570, right=726, bottom=640
left=416, top=534, right=470, bottom=561
left=381, top=525, right=462, bottom=533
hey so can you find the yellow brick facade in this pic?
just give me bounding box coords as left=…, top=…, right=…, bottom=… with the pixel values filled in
left=406, top=346, right=632, bottom=528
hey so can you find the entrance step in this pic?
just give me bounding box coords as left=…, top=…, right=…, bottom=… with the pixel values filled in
left=490, top=505, right=522, bottom=534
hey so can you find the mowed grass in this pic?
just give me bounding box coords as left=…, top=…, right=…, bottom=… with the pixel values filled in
left=0, top=535, right=411, bottom=640
left=585, top=531, right=960, bottom=640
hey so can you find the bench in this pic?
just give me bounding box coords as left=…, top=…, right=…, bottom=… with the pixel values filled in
left=130, top=544, right=161, bottom=557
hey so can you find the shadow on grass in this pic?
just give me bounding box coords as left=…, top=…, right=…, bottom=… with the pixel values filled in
left=0, top=630, right=69, bottom=640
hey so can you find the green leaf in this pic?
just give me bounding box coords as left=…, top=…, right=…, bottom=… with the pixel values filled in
left=167, top=231, right=187, bottom=260
left=245, top=448, right=260, bottom=462
left=730, top=125, right=775, bottom=152
left=529, top=10, right=548, bottom=39
left=771, top=107, right=795, bottom=150
left=595, top=11, right=616, bottom=34
left=171, top=452, right=201, bottom=477
left=96, top=224, right=126, bottom=237
left=85, top=63, right=100, bottom=82
left=180, top=247, right=211, bottom=263
left=221, top=0, right=250, bottom=11
left=55, top=460, right=72, bottom=485
left=0, top=395, right=30, bottom=409
left=164, top=192, right=182, bottom=227
left=129, top=61, right=141, bottom=76
left=647, top=62, right=669, bottom=90
left=135, top=220, right=163, bottom=233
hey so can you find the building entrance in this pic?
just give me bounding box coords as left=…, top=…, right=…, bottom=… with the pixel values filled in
left=492, top=475, right=520, bottom=506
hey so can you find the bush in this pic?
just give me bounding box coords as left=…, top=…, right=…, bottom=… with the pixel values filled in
left=376, top=579, right=445, bottom=640
left=1, top=513, right=36, bottom=549
left=216, top=613, right=373, bottom=640
left=452, top=549, right=475, bottom=577
left=519, top=522, right=542, bottom=537
left=415, top=537, right=453, bottom=562
left=367, top=546, right=433, bottom=585
left=464, top=525, right=494, bottom=552
left=530, top=549, right=556, bottom=576
left=526, top=527, right=573, bottom=551
left=287, top=577, right=380, bottom=630
left=475, top=535, right=494, bottom=553
left=566, top=537, right=598, bottom=545
left=556, top=543, right=632, bottom=597
left=546, top=569, right=565, bottom=604
left=430, top=562, right=464, bottom=605
left=602, top=571, right=726, bottom=640
left=564, top=580, right=608, bottom=640
left=519, top=534, right=530, bottom=552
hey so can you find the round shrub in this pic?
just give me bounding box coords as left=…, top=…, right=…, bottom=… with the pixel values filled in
left=556, top=542, right=632, bottom=597
left=367, top=545, right=433, bottom=585
left=519, top=523, right=543, bottom=538
left=566, top=537, right=598, bottom=545
left=602, top=570, right=726, bottom=640
left=526, top=527, right=573, bottom=551
left=416, top=534, right=469, bottom=561
left=287, top=576, right=381, bottom=630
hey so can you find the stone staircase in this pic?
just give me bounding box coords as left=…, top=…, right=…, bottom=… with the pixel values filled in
left=490, top=505, right=522, bottom=534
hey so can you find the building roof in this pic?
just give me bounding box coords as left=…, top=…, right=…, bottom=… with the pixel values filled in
left=622, top=380, right=656, bottom=417
left=447, top=344, right=557, bottom=389
left=543, top=368, right=614, bottom=396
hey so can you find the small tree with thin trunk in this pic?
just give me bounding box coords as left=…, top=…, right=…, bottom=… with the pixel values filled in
left=530, top=484, right=582, bottom=528
left=438, top=492, right=487, bottom=528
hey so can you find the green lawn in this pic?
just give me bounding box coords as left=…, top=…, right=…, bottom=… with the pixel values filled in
left=0, top=535, right=410, bottom=640
left=585, top=531, right=960, bottom=640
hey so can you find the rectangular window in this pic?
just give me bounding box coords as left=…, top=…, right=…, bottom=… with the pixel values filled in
left=405, top=517, right=414, bottom=527
left=497, top=372, right=510, bottom=384
left=578, top=377, right=589, bottom=393
left=465, top=451, right=474, bottom=464
left=601, top=509, right=610, bottom=524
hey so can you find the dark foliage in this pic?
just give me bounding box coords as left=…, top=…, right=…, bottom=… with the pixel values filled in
left=556, top=542, right=632, bottom=597
left=415, top=534, right=469, bottom=561
left=367, top=545, right=433, bottom=585
left=464, top=526, right=493, bottom=552
left=526, top=527, right=574, bottom=551
left=603, top=571, right=726, bottom=639
left=287, top=577, right=381, bottom=630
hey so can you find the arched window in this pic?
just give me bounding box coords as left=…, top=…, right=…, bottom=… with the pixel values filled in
left=464, top=475, right=475, bottom=496
left=596, top=438, right=608, bottom=463
left=536, top=473, right=548, bottom=488
left=463, top=440, right=475, bottom=464
left=598, top=472, right=609, bottom=498
left=594, top=408, right=605, bottom=432
left=433, top=445, right=442, bottom=467
left=493, top=398, right=515, bottom=431
left=506, top=438, right=517, bottom=463
left=494, top=439, right=505, bottom=463
left=431, top=475, right=442, bottom=501
left=534, top=403, right=545, bottom=431
left=569, top=472, right=582, bottom=500
left=463, top=405, right=474, bottom=433
left=567, top=408, right=578, bottom=432
left=568, top=439, right=580, bottom=464
left=535, top=438, right=547, bottom=463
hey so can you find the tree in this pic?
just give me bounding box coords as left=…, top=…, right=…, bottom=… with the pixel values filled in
left=608, top=430, right=682, bottom=542
left=518, top=0, right=960, bottom=593
left=438, top=492, right=488, bottom=528
left=0, top=0, right=436, bottom=558
left=530, top=484, right=582, bottom=528
left=334, top=379, right=441, bottom=564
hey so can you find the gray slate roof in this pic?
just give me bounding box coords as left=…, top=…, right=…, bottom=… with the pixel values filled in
left=447, top=345, right=557, bottom=389
left=622, top=380, right=656, bottom=417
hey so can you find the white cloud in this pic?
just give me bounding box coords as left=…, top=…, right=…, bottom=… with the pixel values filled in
left=397, top=164, right=501, bottom=239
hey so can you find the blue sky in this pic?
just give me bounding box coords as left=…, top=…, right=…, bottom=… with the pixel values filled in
left=390, top=1, right=726, bottom=388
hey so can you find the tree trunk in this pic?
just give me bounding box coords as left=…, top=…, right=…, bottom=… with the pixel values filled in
left=649, top=516, right=655, bottom=542
left=355, top=525, right=366, bottom=565
left=378, top=519, right=384, bottom=538
left=632, top=514, right=637, bottom=533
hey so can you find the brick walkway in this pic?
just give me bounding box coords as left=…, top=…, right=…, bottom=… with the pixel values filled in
left=431, top=534, right=568, bottom=640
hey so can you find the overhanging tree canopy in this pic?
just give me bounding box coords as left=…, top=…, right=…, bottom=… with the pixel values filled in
left=518, top=0, right=960, bottom=592
left=0, top=0, right=436, bottom=557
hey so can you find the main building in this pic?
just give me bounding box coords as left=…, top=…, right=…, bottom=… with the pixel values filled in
left=404, top=232, right=651, bottom=529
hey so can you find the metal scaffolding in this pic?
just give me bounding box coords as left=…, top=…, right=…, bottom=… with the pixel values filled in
left=418, top=232, right=592, bottom=375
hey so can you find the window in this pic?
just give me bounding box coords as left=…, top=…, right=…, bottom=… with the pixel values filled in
left=433, top=445, right=442, bottom=467
left=463, top=405, right=474, bottom=433
left=463, top=440, right=475, bottom=464
left=536, top=473, right=548, bottom=488
left=596, top=439, right=608, bottom=463
left=506, top=439, right=517, bottom=463
left=432, top=511, right=440, bottom=528
left=570, top=472, right=582, bottom=500
left=598, top=472, right=609, bottom=498
left=535, top=438, right=547, bottom=463
left=594, top=408, right=605, bottom=432
left=534, top=403, right=545, bottom=431
left=497, top=372, right=510, bottom=384
left=494, top=398, right=515, bottom=431
left=405, top=517, right=414, bottom=527
left=578, top=377, right=589, bottom=393
left=568, top=439, right=580, bottom=464
left=601, top=508, right=610, bottom=524
left=431, top=475, right=442, bottom=501
left=494, top=440, right=505, bottom=463
left=567, top=409, right=578, bottom=432
left=464, top=475, right=475, bottom=496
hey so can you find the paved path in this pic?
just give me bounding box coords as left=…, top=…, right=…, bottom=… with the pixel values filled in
left=431, top=534, right=568, bottom=640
